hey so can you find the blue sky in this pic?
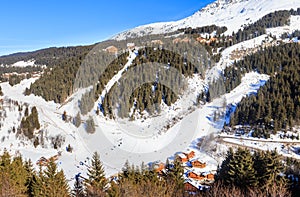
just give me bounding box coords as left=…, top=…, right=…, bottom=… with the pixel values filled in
left=0, top=0, right=214, bottom=56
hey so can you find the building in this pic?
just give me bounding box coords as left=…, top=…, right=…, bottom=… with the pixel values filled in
left=185, top=151, right=195, bottom=160
left=36, top=157, right=49, bottom=166
left=206, top=173, right=215, bottom=181
left=184, top=179, right=210, bottom=193
left=188, top=171, right=199, bottom=179
left=178, top=153, right=189, bottom=163
left=172, top=38, right=182, bottom=44
left=196, top=37, right=207, bottom=44
left=127, top=43, right=135, bottom=50
left=172, top=37, right=191, bottom=44
left=151, top=40, right=164, bottom=45
left=104, top=45, right=118, bottom=54
left=188, top=172, right=205, bottom=181
left=181, top=37, right=191, bottom=43
left=184, top=182, right=198, bottom=193
left=191, top=160, right=206, bottom=168
left=154, top=162, right=165, bottom=174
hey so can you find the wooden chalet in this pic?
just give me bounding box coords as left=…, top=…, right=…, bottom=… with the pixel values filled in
left=185, top=151, right=195, bottom=160
left=105, top=45, right=118, bottom=54
left=191, top=160, right=206, bottom=168
left=188, top=172, right=205, bottom=182
left=206, top=173, right=214, bottom=181
left=184, top=182, right=198, bottom=193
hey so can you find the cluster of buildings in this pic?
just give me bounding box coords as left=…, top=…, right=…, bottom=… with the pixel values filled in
left=103, top=35, right=223, bottom=56
left=36, top=153, right=60, bottom=166
left=154, top=150, right=216, bottom=193
left=179, top=151, right=216, bottom=192
left=196, top=36, right=220, bottom=45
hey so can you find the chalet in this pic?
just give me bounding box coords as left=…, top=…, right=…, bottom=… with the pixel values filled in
left=178, top=153, right=188, bottom=163
left=181, top=37, right=191, bottom=43
left=154, top=163, right=165, bottom=174
left=127, top=43, right=135, bottom=50
left=172, top=37, right=190, bottom=44
left=49, top=154, right=59, bottom=161
left=188, top=171, right=199, bottom=179
left=36, top=157, right=49, bottom=166
left=206, top=37, right=219, bottom=45
left=151, top=40, right=164, bottom=45
left=191, top=160, right=206, bottom=168
left=227, top=36, right=233, bottom=42
left=206, top=173, right=214, bottom=181
left=196, top=37, right=207, bottom=44
left=209, top=37, right=218, bottom=43
left=185, top=151, right=195, bottom=160
left=184, top=179, right=210, bottom=193
left=184, top=182, right=198, bottom=193
left=36, top=154, right=60, bottom=166
left=104, top=45, right=118, bottom=54
left=188, top=172, right=205, bottom=181
left=172, top=38, right=182, bottom=44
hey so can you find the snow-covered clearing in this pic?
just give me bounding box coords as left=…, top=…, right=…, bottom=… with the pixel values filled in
left=222, top=136, right=300, bottom=160
left=0, top=59, right=46, bottom=68
left=205, top=35, right=271, bottom=83
left=267, top=15, right=300, bottom=38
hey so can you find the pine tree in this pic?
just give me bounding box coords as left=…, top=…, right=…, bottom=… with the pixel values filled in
left=85, top=152, right=107, bottom=196
left=254, top=150, right=284, bottom=188
left=85, top=116, right=95, bottom=134
left=32, top=159, right=70, bottom=197
left=25, top=107, right=29, bottom=117
left=31, top=167, right=43, bottom=197
left=74, top=112, right=81, bottom=128
left=107, top=181, right=120, bottom=197
left=217, top=147, right=234, bottom=182
left=31, top=106, right=40, bottom=129
left=227, top=148, right=258, bottom=188
left=10, top=156, right=28, bottom=195
left=62, top=111, right=67, bottom=122
left=24, top=159, right=35, bottom=197
left=0, top=151, right=23, bottom=196
left=166, top=155, right=184, bottom=195
left=72, top=174, right=85, bottom=197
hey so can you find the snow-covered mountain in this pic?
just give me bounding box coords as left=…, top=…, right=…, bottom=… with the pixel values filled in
left=113, top=0, right=300, bottom=40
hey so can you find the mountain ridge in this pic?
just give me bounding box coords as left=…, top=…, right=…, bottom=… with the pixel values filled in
left=112, top=0, right=300, bottom=40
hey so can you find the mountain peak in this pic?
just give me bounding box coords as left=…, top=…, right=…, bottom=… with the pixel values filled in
left=112, top=0, right=300, bottom=41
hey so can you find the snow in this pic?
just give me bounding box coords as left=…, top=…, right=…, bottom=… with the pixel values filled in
left=12, top=60, right=36, bottom=67
left=225, top=72, right=269, bottom=104
left=0, top=35, right=294, bottom=191
left=0, top=79, right=93, bottom=182
left=0, top=0, right=299, bottom=188
left=112, top=0, right=300, bottom=40
left=266, top=15, right=300, bottom=38
left=0, top=59, right=46, bottom=68
left=205, top=34, right=271, bottom=83
left=222, top=136, right=300, bottom=159
left=97, top=49, right=138, bottom=106
left=0, top=65, right=270, bottom=184
left=0, top=32, right=281, bottom=187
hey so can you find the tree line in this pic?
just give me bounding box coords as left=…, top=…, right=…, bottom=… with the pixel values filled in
left=1, top=148, right=299, bottom=197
